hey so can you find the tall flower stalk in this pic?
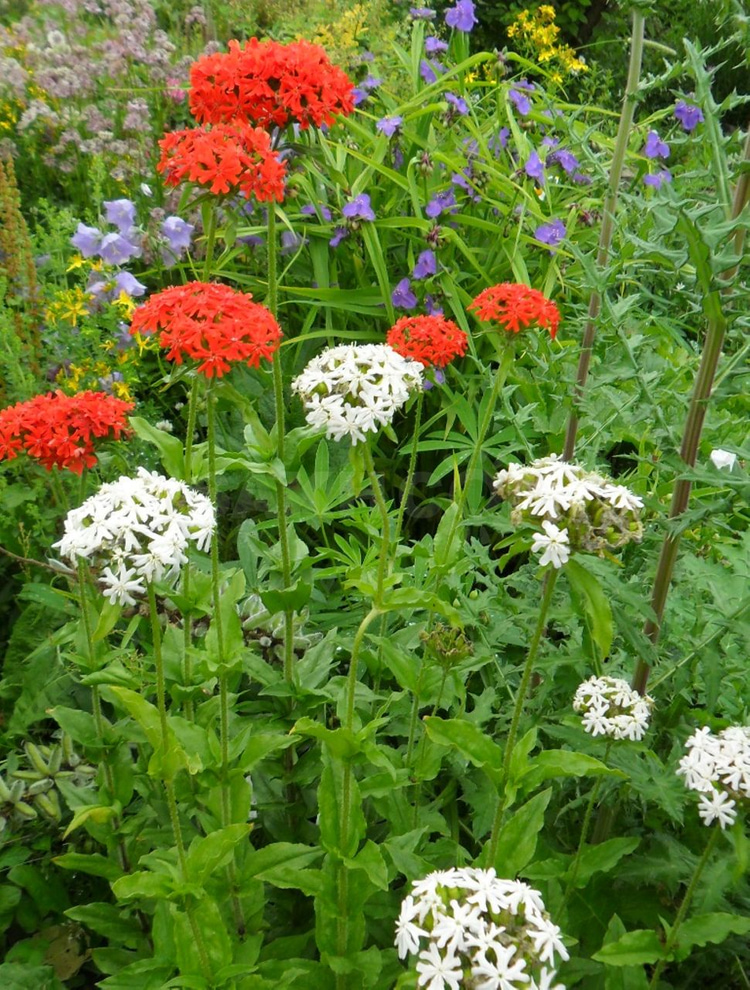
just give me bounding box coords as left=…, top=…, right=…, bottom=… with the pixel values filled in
left=632, top=127, right=750, bottom=695
left=563, top=8, right=646, bottom=461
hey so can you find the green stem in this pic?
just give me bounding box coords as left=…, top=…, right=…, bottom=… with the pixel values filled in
left=393, top=390, right=424, bottom=551
left=632, top=127, right=750, bottom=696
left=362, top=443, right=391, bottom=605
left=202, top=207, right=217, bottom=280
left=206, top=387, right=246, bottom=934
left=563, top=9, right=645, bottom=461
left=487, top=567, right=559, bottom=863
left=181, top=375, right=201, bottom=722
left=561, top=740, right=612, bottom=910
left=649, top=827, right=721, bottom=988
left=405, top=660, right=425, bottom=769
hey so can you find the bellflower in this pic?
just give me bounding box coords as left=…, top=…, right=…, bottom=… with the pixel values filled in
left=412, top=249, right=437, bottom=279
left=643, top=130, right=670, bottom=159
left=392, top=278, right=418, bottom=309
left=98, top=232, right=142, bottom=266
left=445, top=0, right=476, bottom=31
left=71, top=223, right=103, bottom=259
left=161, top=216, right=195, bottom=265
left=104, top=198, right=137, bottom=234
left=674, top=100, right=704, bottom=132
left=342, top=193, right=376, bottom=222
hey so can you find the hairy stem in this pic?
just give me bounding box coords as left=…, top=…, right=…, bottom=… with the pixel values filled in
left=362, top=443, right=391, bottom=605
left=393, top=390, right=424, bottom=551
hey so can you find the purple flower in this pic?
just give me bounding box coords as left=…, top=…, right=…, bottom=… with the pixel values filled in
left=643, top=130, right=670, bottom=160
left=301, top=203, right=333, bottom=221
left=410, top=6, right=436, bottom=18
left=412, top=249, right=437, bottom=279
left=329, top=227, right=349, bottom=248
left=445, top=0, right=476, bottom=31
left=445, top=92, right=469, bottom=116
left=491, top=129, right=509, bottom=154
left=98, top=231, right=142, bottom=266
left=422, top=367, right=446, bottom=390
left=644, top=169, right=672, bottom=189
left=376, top=115, right=403, bottom=138
left=392, top=145, right=405, bottom=169
left=362, top=75, right=382, bottom=91
left=509, top=88, right=531, bottom=116
left=281, top=230, right=307, bottom=255
left=535, top=219, right=566, bottom=249
left=343, top=193, right=376, bottom=222
left=352, top=87, right=369, bottom=106
left=239, top=234, right=264, bottom=248
left=425, top=293, right=444, bottom=316
left=524, top=151, right=545, bottom=181
left=548, top=148, right=579, bottom=175
left=113, top=271, right=146, bottom=297
left=420, top=59, right=444, bottom=84
left=392, top=278, right=418, bottom=309
left=425, top=36, right=448, bottom=54
left=425, top=188, right=457, bottom=219
left=674, top=100, right=704, bottom=132
left=160, top=215, right=194, bottom=262
left=71, top=222, right=102, bottom=258
left=104, top=198, right=136, bottom=234
left=573, top=172, right=592, bottom=185
left=451, top=168, right=480, bottom=201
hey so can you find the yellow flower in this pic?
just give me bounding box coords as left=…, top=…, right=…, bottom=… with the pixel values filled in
left=66, top=254, right=86, bottom=271
left=113, top=290, right=137, bottom=317
left=113, top=381, right=133, bottom=401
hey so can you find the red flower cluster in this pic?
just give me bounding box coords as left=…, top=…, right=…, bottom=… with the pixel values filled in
left=0, top=391, right=133, bottom=474
left=469, top=283, right=560, bottom=339
left=157, top=123, right=286, bottom=201
left=130, top=282, right=282, bottom=378
left=189, top=38, right=355, bottom=131
left=386, top=315, right=468, bottom=368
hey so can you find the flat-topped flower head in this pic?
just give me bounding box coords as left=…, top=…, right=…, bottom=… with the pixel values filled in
left=469, top=283, right=560, bottom=339
left=396, top=867, right=567, bottom=989
left=386, top=314, right=467, bottom=369
left=494, top=454, right=643, bottom=559
left=0, top=391, right=133, bottom=475
left=129, top=282, right=282, bottom=378
left=291, top=343, right=423, bottom=444
left=573, top=676, right=654, bottom=741
left=157, top=123, right=286, bottom=202
left=677, top=725, right=750, bottom=829
left=189, top=38, right=354, bottom=130
left=54, top=468, right=215, bottom=605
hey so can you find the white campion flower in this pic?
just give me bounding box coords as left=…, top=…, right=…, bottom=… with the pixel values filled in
left=291, top=343, right=423, bottom=444
left=677, top=725, right=750, bottom=829
left=573, top=675, right=654, bottom=741
left=709, top=448, right=737, bottom=471
left=396, top=867, right=567, bottom=989
left=531, top=520, right=570, bottom=568
left=54, top=468, right=215, bottom=605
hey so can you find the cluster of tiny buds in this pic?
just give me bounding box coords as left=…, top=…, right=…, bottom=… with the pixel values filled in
left=677, top=725, right=750, bottom=829
left=573, top=676, right=654, bottom=741
left=494, top=455, right=643, bottom=568
left=395, top=867, right=568, bottom=989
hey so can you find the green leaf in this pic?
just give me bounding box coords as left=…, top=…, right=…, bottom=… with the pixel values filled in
left=170, top=896, right=231, bottom=976
left=593, top=930, right=665, bottom=966
left=186, top=824, right=252, bottom=885
left=111, top=871, right=174, bottom=902
left=65, top=903, right=144, bottom=945
left=566, top=558, right=614, bottom=660
left=432, top=503, right=462, bottom=571
left=244, top=843, right=323, bottom=882
left=260, top=580, right=313, bottom=616
left=319, top=763, right=365, bottom=859
left=603, top=915, right=650, bottom=990
left=53, top=853, right=124, bottom=882
left=423, top=717, right=503, bottom=776
left=521, top=750, right=623, bottom=790
left=291, top=718, right=361, bottom=760
left=674, top=913, right=750, bottom=959
left=485, top=789, right=551, bottom=875
left=342, top=840, right=388, bottom=891
left=0, top=964, right=65, bottom=990
left=572, top=837, right=640, bottom=886
left=48, top=707, right=101, bottom=748
left=105, top=687, right=193, bottom=779
left=237, top=731, right=296, bottom=772
left=63, top=804, right=118, bottom=838
left=129, top=417, right=185, bottom=479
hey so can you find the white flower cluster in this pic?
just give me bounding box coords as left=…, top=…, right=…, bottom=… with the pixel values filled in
left=291, top=343, right=423, bottom=445
left=54, top=468, right=215, bottom=606
left=494, top=455, right=643, bottom=568
left=395, top=868, right=568, bottom=990
left=677, top=725, right=750, bottom=829
left=573, top=676, right=654, bottom=741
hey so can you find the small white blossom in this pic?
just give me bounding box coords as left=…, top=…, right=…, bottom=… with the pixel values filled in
left=292, top=343, right=423, bottom=445
left=531, top=521, right=570, bottom=569
left=709, top=448, right=737, bottom=471
left=678, top=725, right=750, bottom=828
left=573, top=676, right=654, bottom=741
